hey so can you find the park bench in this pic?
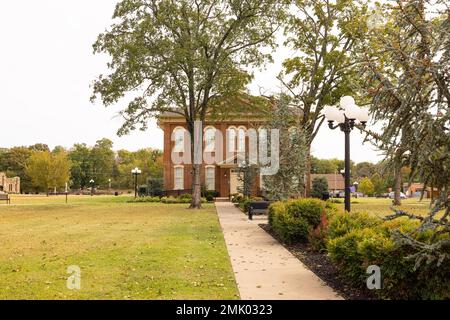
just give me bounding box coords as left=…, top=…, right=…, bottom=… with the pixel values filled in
left=0, top=194, right=11, bottom=204
left=248, top=201, right=270, bottom=220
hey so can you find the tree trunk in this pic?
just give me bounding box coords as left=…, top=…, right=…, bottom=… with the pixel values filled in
left=189, top=120, right=202, bottom=209
left=393, top=166, right=402, bottom=206
left=190, top=164, right=202, bottom=209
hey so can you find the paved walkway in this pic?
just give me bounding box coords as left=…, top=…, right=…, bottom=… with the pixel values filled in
left=215, top=202, right=342, bottom=300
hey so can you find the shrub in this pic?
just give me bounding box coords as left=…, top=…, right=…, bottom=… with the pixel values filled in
left=308, top=213, right=329, bottom=252
left=232, top=194, right=243, bottom=204
left=327, top=227, right=392, bottom=286
left=179, top=193, right=193, bottom=201
left=238, top=197, right=252, bottom=213
left=286, top=198, right=324, bottom=227
left=327, top=211, right=382, bottom=240
left=269, top=199, right=329, bottom=244
left=202, top=189, right=220, bottom=198
left=128, top=197, right=161, bottom=203
left=206, top=194, right=214, bottom=202
left=326, top=213, right=450, bottom=299
left=311, top=177, right=328, bottom=199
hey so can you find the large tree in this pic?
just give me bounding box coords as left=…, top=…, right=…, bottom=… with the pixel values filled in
left=280, top=0, right=367, bottom=196
left=91, top=0, right=283, bottom=208
left=358, top=0, right=449, bottom=268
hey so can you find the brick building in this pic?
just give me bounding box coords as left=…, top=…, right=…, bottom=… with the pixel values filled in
left=0, top=172, right=20, bottom=194
left=158, top=112, right=265, bottom=197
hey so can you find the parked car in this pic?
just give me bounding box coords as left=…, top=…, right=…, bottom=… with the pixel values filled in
left=389, top=192, right=407, bottom=199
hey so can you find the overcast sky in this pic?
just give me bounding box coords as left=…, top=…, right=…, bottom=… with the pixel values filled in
left=0, top=0, right=384, bottom=163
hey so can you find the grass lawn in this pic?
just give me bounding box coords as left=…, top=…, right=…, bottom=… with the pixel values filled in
left=0, top=195, right=239, bottom=300
left=335, top=197, right=435, bottom=217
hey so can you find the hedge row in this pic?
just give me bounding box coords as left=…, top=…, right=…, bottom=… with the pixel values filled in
left=268, top=200, right=450, bottom=299
left=128, top=194, right=212, bottom=204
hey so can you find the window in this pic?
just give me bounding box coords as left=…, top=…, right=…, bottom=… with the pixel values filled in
left=204, top=127, right=216, bottom=152
left=227, top=127, right=237, bottom=153
left=205, top=166, right=215, bottom=191
left=173, top=127, right=186, bottom=153
left=238, top=127, right=246, bottom=152
left=174, top=166, right=184, bottom=190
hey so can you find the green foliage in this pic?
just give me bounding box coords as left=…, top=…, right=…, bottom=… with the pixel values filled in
left=327, top=211, right=382, bottom=240
left=311, top=177, right=328, bottom=199
left=326, top=212, right=450, bottom=299
left=358, top=177, right=375, bottom=196
left=370, top=173, right=386, bottom=196
left=311, top=157, right=349, bottom=175
left=26, top=151, right=71, bottom=193
left=357, top=0, right=449, bottom=273
left=269, top=199, right=329, bottom=244
left=238, top=197, right=252, bottom=213
left=91, top=0, right=284, bottom=208
left=262, top=94, right=308, bottom=200
left=280, top=0, right=367, bottom=151
left=354, top=162, right=376, bottom=179
left=237, top=161, right=259, bottom=198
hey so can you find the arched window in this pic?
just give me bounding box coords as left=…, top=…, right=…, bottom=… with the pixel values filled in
left=204, top=126, right=216, bottom=152
left=173, top=127, right=186, bottom=153
left=205, top=166, right=215, bottom=191
left=227, top=127, right=237, bottom=153
left=237, top=126, right=246, bottom=152
left=174, top=166, right=184, bottom=190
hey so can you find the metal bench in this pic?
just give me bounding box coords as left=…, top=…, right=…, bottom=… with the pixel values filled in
left=0, top=194, right=11, bottom=204
left=248, top=201, right=270, bottom=220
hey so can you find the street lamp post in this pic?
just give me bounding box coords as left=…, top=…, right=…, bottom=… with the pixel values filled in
left=325, top=96, right=369, bottom=212
left=131, top=168, right=142, bottom=199
left=89, top=179, right=95, bottom=197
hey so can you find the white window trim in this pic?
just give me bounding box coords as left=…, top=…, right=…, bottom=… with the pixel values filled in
left=227, top=126, right=237, bottom=153
left=205, top=165, right=216, bottom=191
left=174, top=165, right=184, bottom=190
left=173, top=127, right=186, bottom=153
left=237, top=126, right=247, bottom=152
left=204, top=126, right=216, bottom=153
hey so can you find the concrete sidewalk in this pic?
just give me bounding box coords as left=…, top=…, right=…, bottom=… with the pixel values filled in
left=216, top=202, right=342, bottom=300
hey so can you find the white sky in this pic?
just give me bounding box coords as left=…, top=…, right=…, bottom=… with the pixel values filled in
left=0, top=0, right=383, bottom=163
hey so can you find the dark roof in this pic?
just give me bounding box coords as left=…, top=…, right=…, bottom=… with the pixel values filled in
left=311, top=174, right=345, bottom=190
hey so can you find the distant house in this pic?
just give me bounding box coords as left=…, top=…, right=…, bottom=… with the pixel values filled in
left=404, top=183, right=440, bottom=199
left=0, top=172, right=20, bottom=194
left=311, top=174, right=345, bottom=194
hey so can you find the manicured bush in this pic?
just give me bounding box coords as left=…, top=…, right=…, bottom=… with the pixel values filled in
left=326, top=213, right=450, bottom=300
left=128, top=196, right=161, bottom=203
left=202, top=189, right=220, bottom=199
left=269, top=199, right=330, bottom=244
left=179, top=193, right=193, bottom=201
left=326, top=211, right=382, bottom=240
left=206, top=194, right=214, bottom=202
left=307, top=213, right=329, bottom=252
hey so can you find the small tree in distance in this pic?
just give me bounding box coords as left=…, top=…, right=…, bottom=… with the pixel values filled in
left=359, top=177, right=374, bottom=197
left=311, top=177, right=328, bottom=199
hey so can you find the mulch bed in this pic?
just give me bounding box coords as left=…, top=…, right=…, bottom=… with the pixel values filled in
left=259, top=224, right=378, bottom=300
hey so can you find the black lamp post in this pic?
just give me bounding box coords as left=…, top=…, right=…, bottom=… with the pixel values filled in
left=325, top=96, right=369, bottom=212
left=131, top=167, right=142, bottom=199
left=89, top=179, right=95, bottom=196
